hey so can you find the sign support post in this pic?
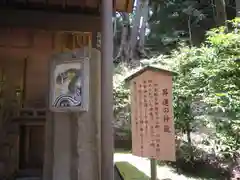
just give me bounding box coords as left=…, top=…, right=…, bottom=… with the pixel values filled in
left=150, top=159, right=157, bottom=180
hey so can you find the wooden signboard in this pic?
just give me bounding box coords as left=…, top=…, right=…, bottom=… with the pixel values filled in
left=125, top=66, right=176, bottom=161
left=49, top=50, right=89, bottom=112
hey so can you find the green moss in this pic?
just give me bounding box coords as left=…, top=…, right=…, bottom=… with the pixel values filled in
left=115, top=161, right=149, bottom=180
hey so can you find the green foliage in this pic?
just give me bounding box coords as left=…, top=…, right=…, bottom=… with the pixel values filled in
left=160, top=18, right=240, bottom=156
left=113, top=64, right=133, bottom=132
left=147, top=0, right=214, bottom=53
left=113, top=18, right=240, bottom=159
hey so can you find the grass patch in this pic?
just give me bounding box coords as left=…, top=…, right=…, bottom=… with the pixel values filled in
left=115, top=161, right=150, bottom=180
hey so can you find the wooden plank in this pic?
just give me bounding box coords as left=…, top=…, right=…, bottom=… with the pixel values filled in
left=29, top=0, right=45, bottom=3
left=0, top=9, right=101, bottom=32
left=15, top=108, right=47, bottom=117
left=14, top=0, right=26, bottom=3
left=0, top=28, right=9, bottom=47
left=85, top=0, right=98, bottom=8
left=0, top=0, right=133, bottom=12
left=48, top=0, right=62, bottom=5
left=66, top=0, right=85, bottom=7
left=32, top=31, right=53, bottom=50
left=10, top=28, right=33, bottom=48
left=115, top=0, right=133, bottom=13
left=115, top=0, right=125, bottom=12
left=11, top=119, right=46, bottom=125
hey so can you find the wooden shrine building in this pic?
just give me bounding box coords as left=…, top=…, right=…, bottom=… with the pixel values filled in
left=0, top=1, right=133, bottom=180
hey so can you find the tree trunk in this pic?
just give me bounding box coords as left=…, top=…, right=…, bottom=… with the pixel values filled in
left=188, top=16, right=193, bottom=46
left=186, top=124, right=194, bottom=162
left=214, top=0, right=227, bottom=26
left=114, top=13, right=130, bottom=62
left=138, top=0, right=149, bottom=57
left=236, top=0, right=240, bottom=17
left=130, top=0, right=142, bottom=61
left=114, top=0, right=149, bottom=62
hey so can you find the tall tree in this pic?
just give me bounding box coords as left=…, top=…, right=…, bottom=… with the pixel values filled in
left=214, top=0, right=227, bottom=26
left=114, top=0, right=150, bottom=63
left=147, top=0, right=211, bottom=53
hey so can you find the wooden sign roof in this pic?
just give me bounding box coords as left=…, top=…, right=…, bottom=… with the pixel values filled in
left=125, top=65, right=177, bottom=83
left=1, top=0, right=134, bottom=13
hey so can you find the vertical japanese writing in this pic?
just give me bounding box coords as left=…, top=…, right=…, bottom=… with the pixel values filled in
left=130, top=69, right=175, bottom=161
left=147, top=80, right=154, bottom=158
left=132, top=81, right=138, bottom=156
left=143, top=81, right=148, bottom=135
left=162, top=88, right=171, bottom=133
left=148, top=80, right=153, bottom=122
left=154, top=83, right=161, bottom=157
left=138, top=83, right=144, bottom=156
left=133, top=81, right=138, bottom=135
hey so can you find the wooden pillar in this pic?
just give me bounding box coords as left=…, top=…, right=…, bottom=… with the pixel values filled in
left=52, top=113, right=72, bottom=180
left=46, top=47, right=101, bottom=180
left=43, top=59, right=54, bottom=180
left=101, top=0, right=114, bottom=179
left=75, top=48, right=101, bottom=180
left=43, top=112, right=54, bottom=180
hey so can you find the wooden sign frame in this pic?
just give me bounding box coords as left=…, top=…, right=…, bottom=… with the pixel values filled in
left=125, top=66, right=176, bottom=161
left=49, top=50, right=89, bottom=112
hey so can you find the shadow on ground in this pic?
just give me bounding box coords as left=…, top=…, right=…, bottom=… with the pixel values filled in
left=158, top=143, right=230, bottom=180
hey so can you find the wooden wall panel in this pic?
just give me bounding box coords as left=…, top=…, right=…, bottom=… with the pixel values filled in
left=0, top=59, right=23, bottom=103
left=14, top=0, right=26, bottom=2
left=0, top=29, right=53, bottom=107
left=0, top=0, right=134, bottom=13
left=28, top=0, right=44, bottom=3
left=0, top=27, right=98, bottom=108
left=48, top=0, right=62, bottom=5
left=0, top=10, right=101, bottom=32
left=85, top=0, right=97, bottom=8
left=0, top=28, right=9, bottom=47
left=25, top=58, right=49, bottom=105
left=25, top=32, right=53, bottom=106
left=0, top=28, right=33, bottom=48
left=10, top=28, right=33, bottom=48
left=32, top=31, right=53, bottom=51
left=115, top=0, right=134, bottom=13
left=66, top=0, right=85, bottom=7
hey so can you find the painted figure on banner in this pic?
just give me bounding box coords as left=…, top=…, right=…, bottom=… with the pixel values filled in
left=52, top=62, right=83, bottom=107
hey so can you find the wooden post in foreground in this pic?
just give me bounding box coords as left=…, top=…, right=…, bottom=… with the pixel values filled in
left=150, top=159, right=157, bottom=180
left=101, top=0, right=114, bottom=179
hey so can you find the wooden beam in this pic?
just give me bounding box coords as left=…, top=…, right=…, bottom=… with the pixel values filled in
left=101, top=0, right=114, bottom=179
left=0, top=9, right=101, bottom=32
